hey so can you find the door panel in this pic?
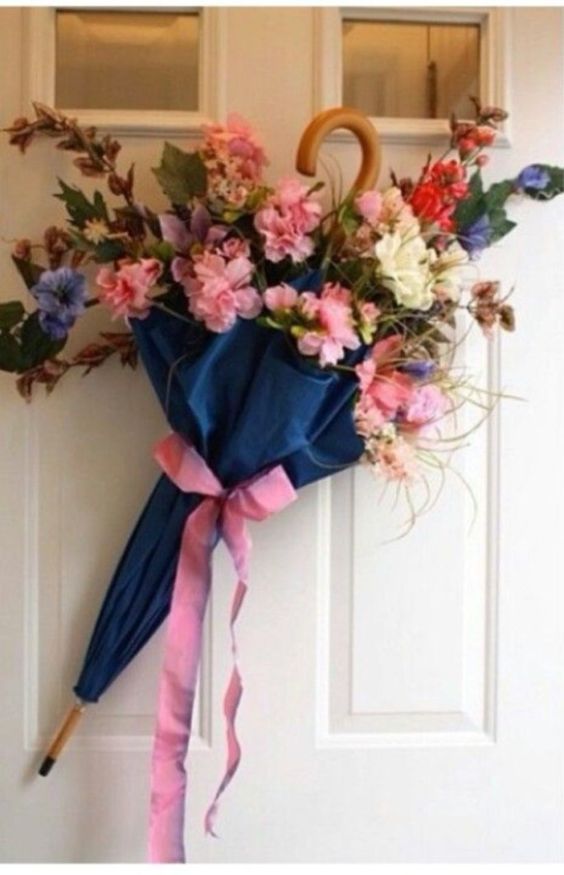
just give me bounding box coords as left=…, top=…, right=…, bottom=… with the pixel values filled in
left=1, top=6, right=563, bottom=863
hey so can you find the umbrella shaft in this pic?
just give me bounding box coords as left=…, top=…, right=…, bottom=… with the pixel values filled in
left=38, top=702, right=86, bottom=776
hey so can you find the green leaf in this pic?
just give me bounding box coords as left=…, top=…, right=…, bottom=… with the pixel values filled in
left=92, top=239, right=127, bottom=262
left=484, top=179, right=514, bottom=212
left=341, top=212, right=360, bottom=235
left=488, top=209, right=516, bottom=244
left=54, top=179, right=109, bottom=228
left=453, top=170, right=484, bottom=230
left=12, top=256, right=44, bottom=291
left=20, top=312, right=66, bottom=369
left=0, top=301, right=25, bottom=330
left=152, top=143, right=207, bottom=204
left=0, top=331, right=23, bottom=372
left=93, top=189, right=110, bottom=221
left=147, top=240, right=175, bottom=263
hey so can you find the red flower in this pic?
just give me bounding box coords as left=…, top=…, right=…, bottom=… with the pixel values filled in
left=474, top=125, right=496, bottom=146
left=454, top=124, right=496, bottom=157
left=410, top=182, right=444, bottom=223
left=429, top=160, right=469, bottom=200
left=410, top=160, right=469, bottom=230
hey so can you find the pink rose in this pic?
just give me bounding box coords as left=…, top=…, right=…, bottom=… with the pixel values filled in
left=96, top=258, right=162, bottom=319
left=255, top=177, right=322, bottom=264
left=264, top=284, right=299, bottom=311
left=355, top=190, right=382, bottom=226
left=185, top=252, right=261, bottom=332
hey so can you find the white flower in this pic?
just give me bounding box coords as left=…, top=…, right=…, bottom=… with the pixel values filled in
left=429, top=243, right=469, bottom=301
left=375, top=230, right=434, bottom=310
left=83, top=218, right=109, bottom=245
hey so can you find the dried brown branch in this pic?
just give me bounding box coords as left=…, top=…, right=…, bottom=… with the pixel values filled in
left=16, top=331, right=138, bottom=401
left=4, top=102, right=134, bottom=202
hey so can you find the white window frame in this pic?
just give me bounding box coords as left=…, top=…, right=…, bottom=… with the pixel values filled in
left=314, top=6, right=511, bottom=147
left=22, top=7, right=227, bottom=139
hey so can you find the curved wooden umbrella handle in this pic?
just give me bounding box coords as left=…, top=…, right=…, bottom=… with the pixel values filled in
left=296, top=107, right=381, bottom=194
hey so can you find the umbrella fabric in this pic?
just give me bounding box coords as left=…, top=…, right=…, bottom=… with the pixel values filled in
left=73, top=282, right=364, bottom=705
left=69, top=273, right=366, bottom=860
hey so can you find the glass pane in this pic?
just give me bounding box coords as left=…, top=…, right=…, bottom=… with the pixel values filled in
left=55, top=10, right=199, bottom=112
left=342, top=19, right=480, bottom=120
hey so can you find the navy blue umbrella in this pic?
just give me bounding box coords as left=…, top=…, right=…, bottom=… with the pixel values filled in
left=38, top=274, right=364, bottom=775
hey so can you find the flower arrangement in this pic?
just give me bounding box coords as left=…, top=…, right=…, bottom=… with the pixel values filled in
left=3, top=103, right=563, bottom=487
left=7, top=102, right=563, bottom=863
left=2, top=102, right=562, bottom=489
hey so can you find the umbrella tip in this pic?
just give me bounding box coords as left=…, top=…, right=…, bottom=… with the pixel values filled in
left=38, top=755, right=56, bottom=777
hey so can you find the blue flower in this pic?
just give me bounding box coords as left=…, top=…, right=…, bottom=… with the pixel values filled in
left=459, top=214, right=492, bottom=258
left=515, top=164, right=550, bottom=191
left=31, top=267, right=87, bottom=340
left=400, top=360, right=436, bottom=380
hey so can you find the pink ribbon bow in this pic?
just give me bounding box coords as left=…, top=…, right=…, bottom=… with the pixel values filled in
left=148, top=432, right=297, bottom=863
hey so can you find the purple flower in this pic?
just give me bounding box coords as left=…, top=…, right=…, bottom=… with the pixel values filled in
left=31, top=267, right=87, bottom=339
left=459, top=214, right=491, bottom=258
left=400, top=360, right=436, bottom=380
left=159, top=205, right=227, bottom=251
left=515, top=165, right=550, bottom=191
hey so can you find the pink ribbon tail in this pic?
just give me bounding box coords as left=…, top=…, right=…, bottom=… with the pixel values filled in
left=147, top=433, right=297, bottom=863
left=204, top=578, right=247, bottom=838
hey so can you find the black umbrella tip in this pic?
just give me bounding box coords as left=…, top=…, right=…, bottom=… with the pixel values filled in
left=38, top=755, right=56, bottom=777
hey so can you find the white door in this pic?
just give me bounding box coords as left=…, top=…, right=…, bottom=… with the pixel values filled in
left=1, top=6, right=563, bottom=863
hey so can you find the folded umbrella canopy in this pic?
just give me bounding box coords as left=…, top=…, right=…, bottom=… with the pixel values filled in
left=70, top=278, right=364, bottom=707
left=37, top=109, right=379, bottom=862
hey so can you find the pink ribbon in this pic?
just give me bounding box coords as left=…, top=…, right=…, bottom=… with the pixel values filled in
left=148, top=432, right=297, bottom=863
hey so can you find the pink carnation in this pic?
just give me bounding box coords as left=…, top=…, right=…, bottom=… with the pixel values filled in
left=221, top=237, right=251, bottom=260
left=296, top=283, right=360, bottom=367
left=264, top=284, right=299, bottom=311
left=202, top=113, right=267, bottom=183
left=96, top=258, right=162, bottom=319
left=255, top=177, right=322, bottom=264
left=354, top=335, right=415, bottom=434
left=185, top=252, right=261, bottom=332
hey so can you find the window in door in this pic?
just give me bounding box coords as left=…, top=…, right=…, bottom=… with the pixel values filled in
left=342, top=17, right=481, bottom=120
left=55, top=9, right=200, bottom=112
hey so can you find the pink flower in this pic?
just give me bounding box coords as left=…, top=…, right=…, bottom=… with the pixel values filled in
left=221, top=236, right=251, bottom=259
left=264, top=284, right=299, bottom=311
left=354, top=335, right=415, bottom=434
left=171, top=256, right=192, bottom=286
left=296, top=283, right=360, bottom=367
left=255, top=177, right=322, bottom=264
left=96, top=258, right=162, bottom=319
left=357, top=301, right=380, bottom=341
left=202, top=113, right=267, bottom=183
left=377, top=436, right=418, bottom=481
left=404, top=384, right=449, bottom=432
left=355, top=190, right=382, bottom=226
left=185, top=252, right=261, bottom=332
